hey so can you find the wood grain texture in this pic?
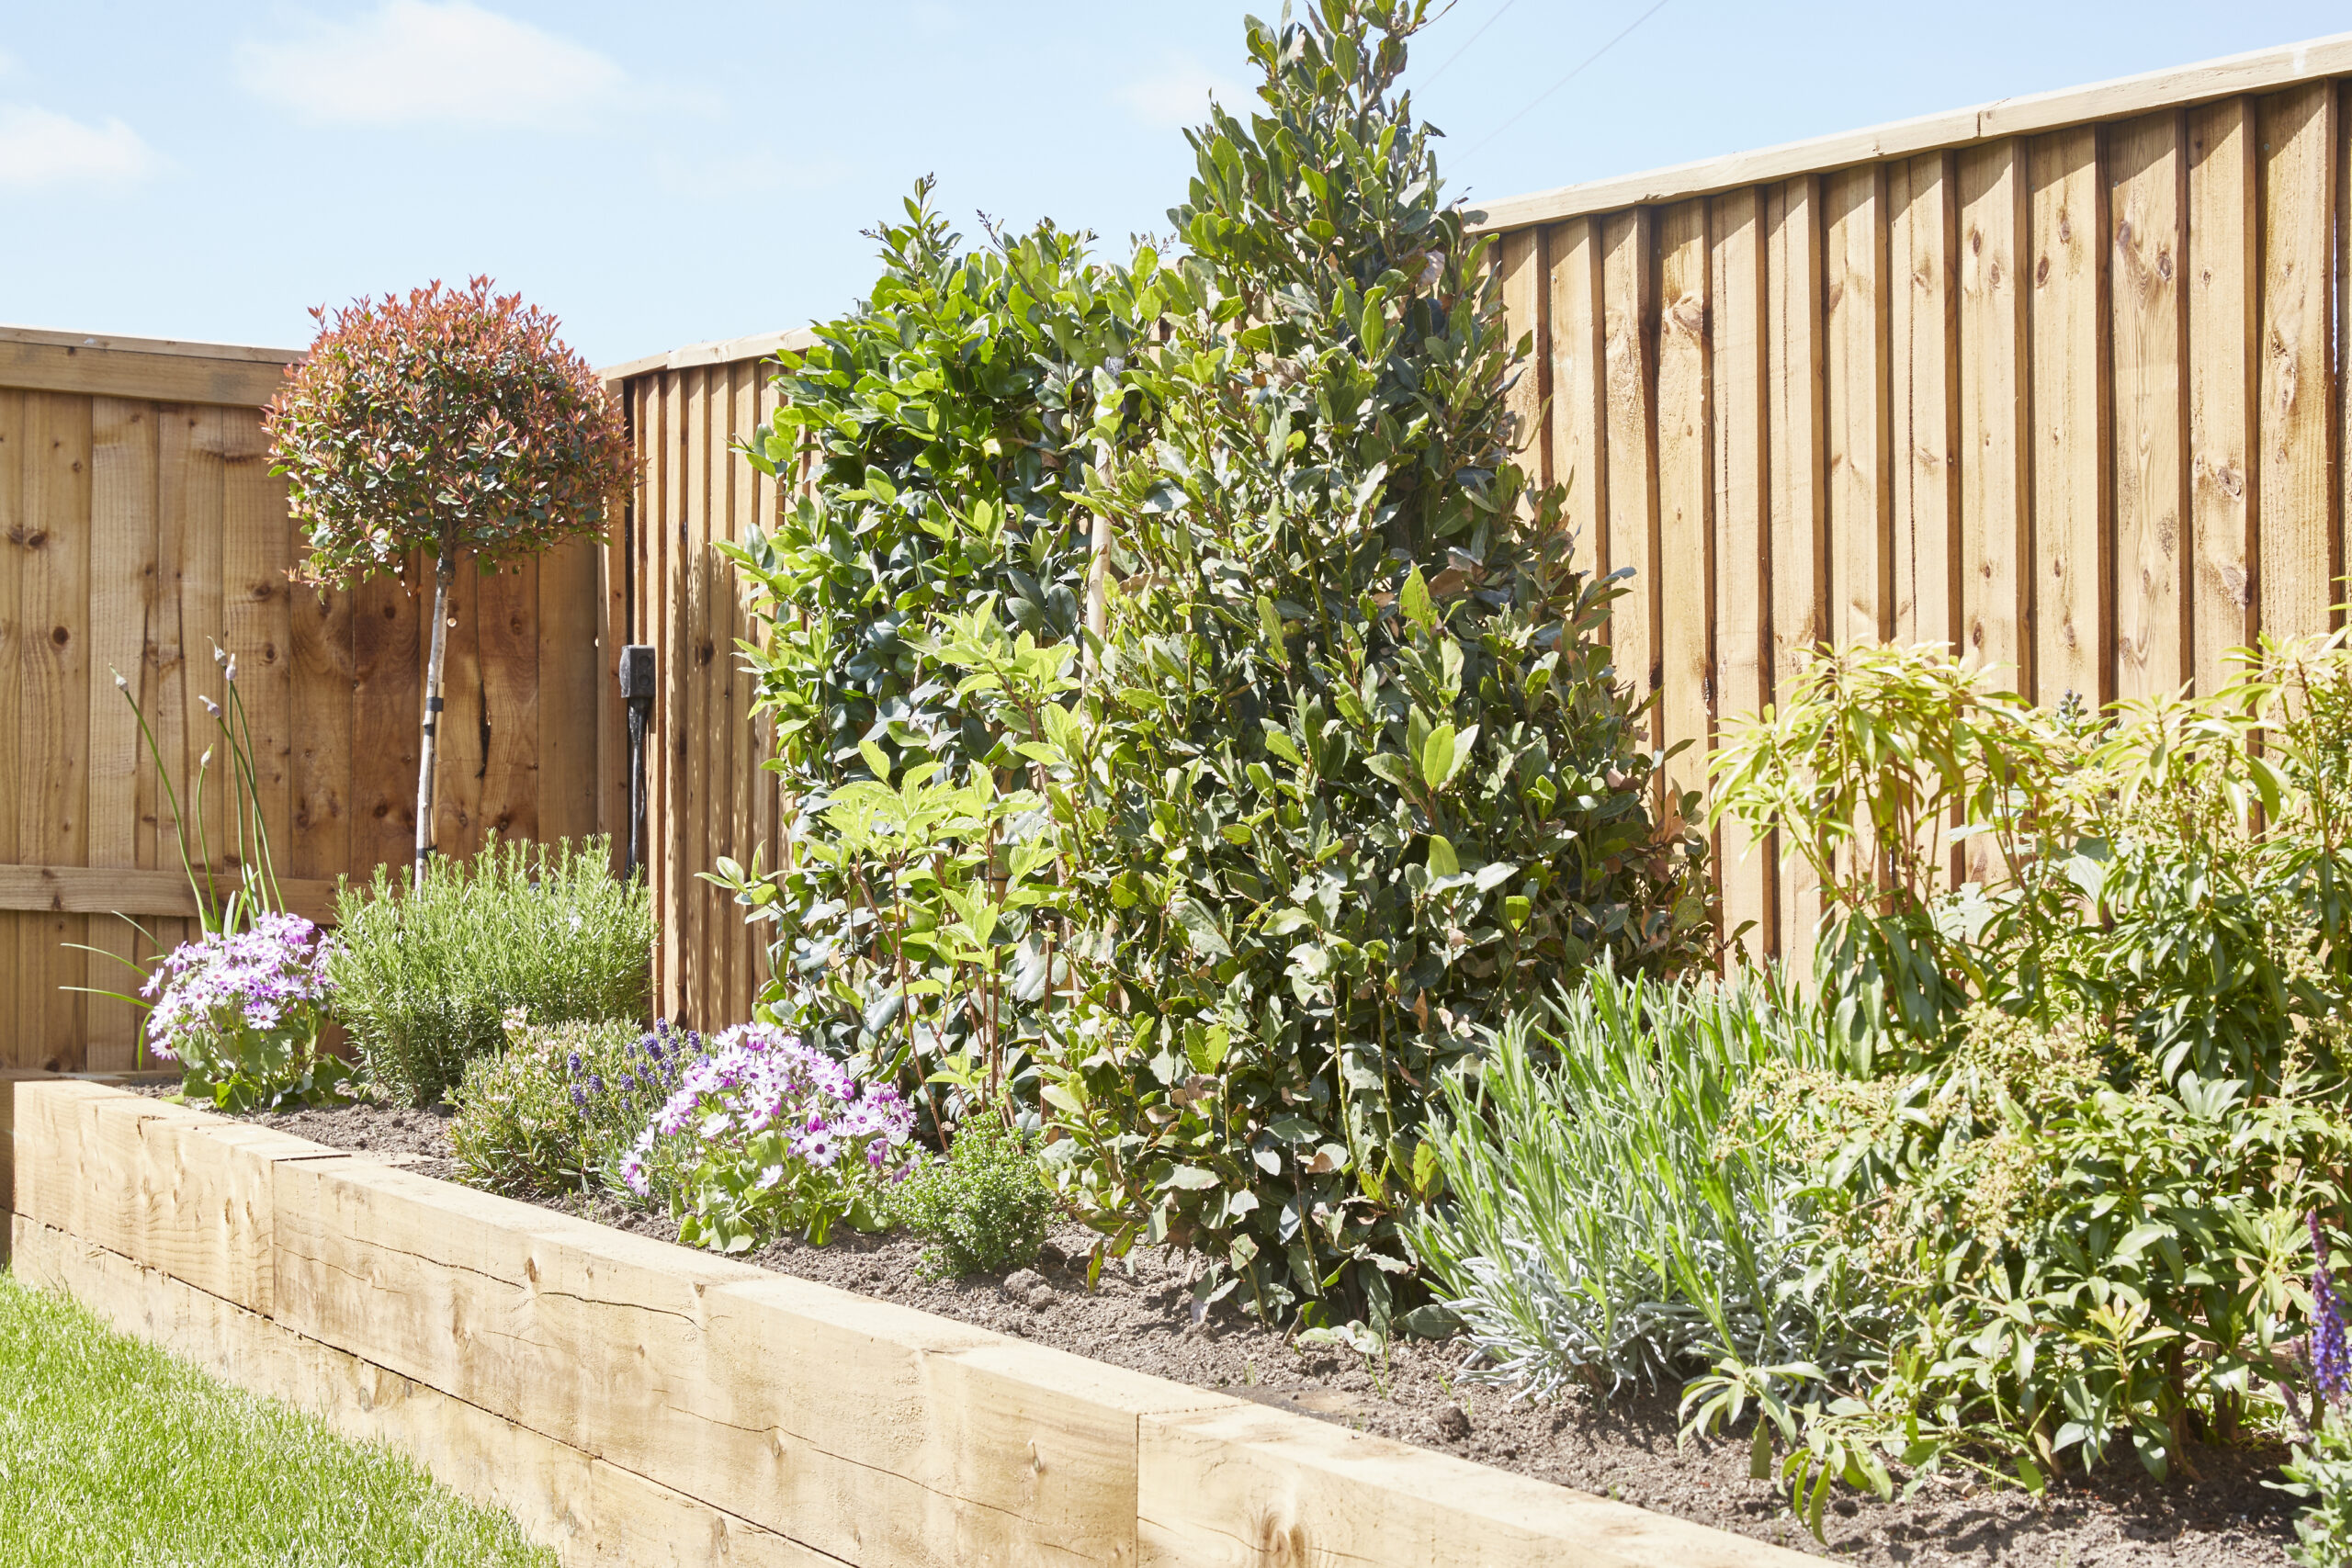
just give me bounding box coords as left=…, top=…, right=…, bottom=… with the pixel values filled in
left=2257, top=82, right=2340, bottom=641
left=20, top=392, right=94, bottom=1068
left=1889, top=153, right=1961, bottom=651
left=1766, top=176, right=1827, bottom=969
left=1546, top=218, right=1609, bottom=578
left=1826, top=164, right=1894, bottom=647
left=0, top=863, right=339, bottom=920
left=2109, top=111, right=2192, bottom=700
left=220, top=407, right=294, bottom=874
left=1958, top=141, right=2036, bottom=701
left=1600, top=209, right=1660, bottom=738
left=1709, top=186, right=1772, bottom=960
left=85, top=397, right=157, bottom=1067
left=478, top=558, right=541, bottom=846
left=1655, top=199, right=1713, bottom=814
left=1497, top=228, right=1552, bottom=497
left=349, top=570, right=420, bottom=885
left=2029, top=127, right=2113, bottom=708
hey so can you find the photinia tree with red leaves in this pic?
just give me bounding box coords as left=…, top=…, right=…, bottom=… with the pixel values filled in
left=266, top=276, right=632, bottom=888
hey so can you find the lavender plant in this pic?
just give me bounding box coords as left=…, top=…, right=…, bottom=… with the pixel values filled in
left=622, top=1024, right=918, bottom=1251
left=449, top=1015, right=707, bottom=1197
left=2278, top=1218, right=2352, bottom=1567
left=141, top=913, right=342, bottom=1111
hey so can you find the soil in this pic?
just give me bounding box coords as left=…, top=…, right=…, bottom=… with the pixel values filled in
left=152, top=1088, right=2303, bottom=1565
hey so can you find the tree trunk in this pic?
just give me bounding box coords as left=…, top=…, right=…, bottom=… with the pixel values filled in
left=414, top=538, right=457, bottom=891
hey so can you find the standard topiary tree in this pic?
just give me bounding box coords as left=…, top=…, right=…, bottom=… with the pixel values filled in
left=266, top=276, right=633, bottom=886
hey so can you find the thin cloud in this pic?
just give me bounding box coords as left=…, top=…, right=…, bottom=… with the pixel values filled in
left=1117, top=57, right=1252, bottom=130
left=236, top=0, right=627, bottom=130
left=0, top=106, right=157, bottom=191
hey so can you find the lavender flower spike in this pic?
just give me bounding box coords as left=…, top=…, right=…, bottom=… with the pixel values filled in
left=2313, top=1212, right=2349, bottom=1408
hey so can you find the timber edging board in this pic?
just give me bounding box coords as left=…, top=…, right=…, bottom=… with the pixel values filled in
left=1, top=1079, right=1809, bottom=1568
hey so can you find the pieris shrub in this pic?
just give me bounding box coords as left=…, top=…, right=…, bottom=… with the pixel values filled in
left=1411, top=965, right=1875, bottom=1403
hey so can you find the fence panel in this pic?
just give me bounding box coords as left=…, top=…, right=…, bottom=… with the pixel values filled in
left=0, top=328, right=604, bottom=1070
left=1487, top=39, right=2352, bottom=964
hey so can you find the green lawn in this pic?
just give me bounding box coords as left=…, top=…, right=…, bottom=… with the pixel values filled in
left=0, top=1271, right=555, bottom=1568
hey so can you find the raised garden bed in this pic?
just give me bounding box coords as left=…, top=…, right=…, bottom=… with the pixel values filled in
left=3, top=1072, right=1809, bottom=1567
left=76, top=1083, right=2305, bottom=1565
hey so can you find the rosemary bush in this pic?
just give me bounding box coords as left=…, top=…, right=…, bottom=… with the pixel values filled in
left=1412, top=966, right=1871, bottom=1402
left=330, top=838, right=651, bottom=1102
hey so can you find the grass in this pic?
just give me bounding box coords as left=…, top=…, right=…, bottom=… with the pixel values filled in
left=0, top=1271, right=555, bottom=1568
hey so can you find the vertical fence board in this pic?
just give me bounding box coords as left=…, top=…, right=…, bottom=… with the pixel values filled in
left=1709, top=186, right=1772, bottom=959
left=2109, top=112, right=2192, bottom=700
left=1498, top=228, right=1552, bottom=499
left=0, top=391, right=28, bottom=1063
left=1958, top=140, right=2036, bottom=715
left=1826, top=165, right=1893, bottom=649
left=540, top=535, right=600, bottom=850
left=1548, top=219, right=1608, bottom=576
left=2258, top=83, right=2340, bottom=641
left=1890, top=154, right=1961, bottom=652
left=479, top=558, right=539, bottom=846
left=2186, top=100, right=2263, bottom=693
left=1600, top=210, right=1660, bottom=737
left=353, top=566, right=422, bottom=888
left=221, top=410, right=294, bottom=877
left=85, top=398, right=157, bottom=1066
left=1657, top=200, right=1713, bottom=816
left=1766, top=176, right=1827, bottom=968
left=21, top=392, right=94, bottom=1067
left=2029, top=127, right=2113, bottom=707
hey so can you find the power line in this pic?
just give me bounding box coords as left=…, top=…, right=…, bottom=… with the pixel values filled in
left=1456, top=0, right=1673, bottom=164
left=1420, top=0, right=1519, bottom=88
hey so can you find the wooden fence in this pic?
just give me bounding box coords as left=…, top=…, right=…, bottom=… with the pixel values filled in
left=17, top=31, right=2352, bottom=1061
left=600, top=330, right=811, bottom=1033
left=0, top=327, right=605, bottom=1071
left=1482, top=32, right=2352, bottom=968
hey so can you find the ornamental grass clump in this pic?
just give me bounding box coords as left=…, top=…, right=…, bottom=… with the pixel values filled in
left=142, top=913, right=343, bottom=1111
left=330, top=836, right=651, bottom=1104
left=624, top=1024, right=917, bottom=1251
left=449, top=1015, right=707, bottom=1197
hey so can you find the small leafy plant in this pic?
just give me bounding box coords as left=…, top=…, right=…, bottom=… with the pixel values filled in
left=890, top=1114, right=1057, bottom=1279
left=330, top=837, right=651, bottom=1103
left=449, top=1015, right=706, bottom=1197
left=622, top=1024, right=918, bottom=1250
left=141, top=913, right=342, bottom=1111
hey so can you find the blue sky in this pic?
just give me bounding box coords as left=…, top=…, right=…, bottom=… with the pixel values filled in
left=4, top=1, right=2347, bottom=367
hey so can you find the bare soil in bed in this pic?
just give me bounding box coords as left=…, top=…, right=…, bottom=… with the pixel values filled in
left=167, top=1090, right=2301, bottom=1565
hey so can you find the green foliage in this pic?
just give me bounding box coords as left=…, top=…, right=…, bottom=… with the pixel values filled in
left=1026, top=0, right=1708, bottom=1323
left=719, top=184, right=1152, bottom=1080
left=891, top=1114, right=1057, bottom=1279
left=330, top=837, right=651, bottom=1103
left=1411, top=966, right=1874, bottom=1403
left=1701, top=633, right=2352, bottom=1508
left=720, top=1, right=1703, bottom=1326
left=0, top=1275, right=554, bottom=1567
left=266, top=276, right=632, bottom=587
left=2278, top=1420, right=2352, bottom=1567
left=448, top=1015, right=642, bottom=1196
